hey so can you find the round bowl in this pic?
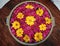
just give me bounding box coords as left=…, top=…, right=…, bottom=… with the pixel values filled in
left=6, top=1, right=55, bottom=46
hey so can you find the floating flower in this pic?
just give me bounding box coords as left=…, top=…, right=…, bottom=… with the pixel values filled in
left=25, top=16, right=36, bottom=26
left=12, top=21, right=20, bottom=29
left=16, top=28, right=23, bottom=37
left=45, top=17, right=51, bottom=24
left=17, top=12, right=24, bottom=19
left=26, top=4, right=34, bottom=9
left=39, top=24, right=46, bottom=31
left=36, top=8, right=44, bottom=16
left=34, top=32, right=43, bottom=42
left=10, top=2, right=52, bottom=43
left=23, top=35, right=30, bottom=42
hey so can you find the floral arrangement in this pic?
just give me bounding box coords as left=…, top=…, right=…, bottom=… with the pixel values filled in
left=10, top=2, right=52, bottom=43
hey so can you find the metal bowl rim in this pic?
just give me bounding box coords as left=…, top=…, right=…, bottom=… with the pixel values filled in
left=6, top=1, right=55, bottom=46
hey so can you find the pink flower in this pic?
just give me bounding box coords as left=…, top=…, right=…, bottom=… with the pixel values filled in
left=11, top=29, right=16, bottom=35
left=10, top=18, right=15, bottom=23
left=44, top=11, right=51, bottom=18
left=43, top=30, right=50, bottom=38
left=46, top=24, right=52, bottom=30
left=10, top=2, right=52, bottom=43
left=19, top=37, right=24, bottom=42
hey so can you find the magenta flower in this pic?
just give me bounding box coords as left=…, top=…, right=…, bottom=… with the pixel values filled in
left=10, top=2, right=52, bottom=43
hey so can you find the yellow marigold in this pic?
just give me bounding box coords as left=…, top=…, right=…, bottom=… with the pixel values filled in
left=39, top=24, right=46, bottom=31
left=34, top=32, right=43, bottom=42
left=26, top=4, right=34, bottom=9
left=12, top=21, right=20, bottom=29
left=23, top=35, right=30, bottom=42
left=17, top=12, right=24, bottom=19
left=25, top=16, right=36, bottom=26
left=16, top=28, right=23, bottom=37
left=36, top=8, right=44, bottom=16
left=45, top=17, right=51, bottom=24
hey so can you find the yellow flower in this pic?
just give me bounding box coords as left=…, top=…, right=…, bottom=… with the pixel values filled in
left=25, top=16, right=36, bottom=26
left=39, top=24, right=46, bottom=31
left=45, top=17, right=51, bottom=24
left=23, top=35, right=30, bottom=42
left=16, top=28, right=23, bottom=37
left=36, top=8, right=44, bottom=16
left=34, top=32, right=43, bottom=42
left=26, top=4, right=34, bottom=9
left=12, top=21, right=20, bottom=29
left=17, top=12, right=24, bottom=19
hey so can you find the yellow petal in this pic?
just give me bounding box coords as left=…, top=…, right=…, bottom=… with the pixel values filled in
left=26, top=4, right=34, bottom=9
left=17, top=12, right=24, bottom=19
left=34, top=32, right=43, bottom=42
left=16, top=28, right=23, bottom=37
left=36, top=8, right=44, bottom=16
left=25, top=16, right=36, bottom=26
left=23, top=35, right=30, bottom=42
left=45, top=17, right=51, bottom=24
left=39, top=24, right=46, bottom=31
left=12, top=21, right=20, bottom=29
